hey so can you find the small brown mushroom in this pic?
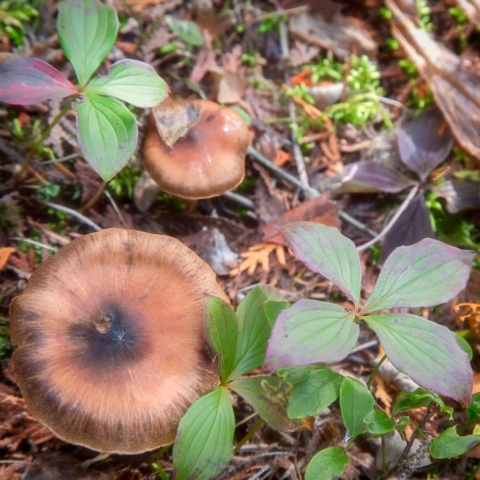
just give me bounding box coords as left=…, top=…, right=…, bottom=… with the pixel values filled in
left=143, top=98, right=249, bottom=200
left=9, top=229, right=227, bottom=454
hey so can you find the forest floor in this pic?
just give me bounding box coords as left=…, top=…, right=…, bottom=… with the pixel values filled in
left=1, top=0, right=480, bottom=478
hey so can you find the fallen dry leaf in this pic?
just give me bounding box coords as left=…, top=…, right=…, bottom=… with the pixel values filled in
left=387, top=0, right=480, bottom=161
left=229, top=243, right=286, bottom=276
left=0, top=247, right=15, bottom=271
left=262, top=195, right=340, bottom=245
left=289, top=11, right=376, bottom=61
left=126, top=0, right=168, bottom=11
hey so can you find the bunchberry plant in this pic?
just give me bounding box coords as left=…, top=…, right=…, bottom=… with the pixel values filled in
left=172, top=285, right=308, bottom=479
left=0, top=0, right=168, bottom=181
left=263, top=221, right=476, bottom=477
left=171, top=221, right=476, bottom=479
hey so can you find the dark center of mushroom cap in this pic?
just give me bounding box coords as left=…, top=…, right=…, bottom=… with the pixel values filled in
left=68, top=302, right=144, bottom=371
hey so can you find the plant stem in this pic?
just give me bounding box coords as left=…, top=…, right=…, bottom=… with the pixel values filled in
left=381, top=434, right=387, bottom=472
left=382, top=403, right=439, bottom=479
left=357, top=183, right=420, bottom=252
left=233, top=418, right=264, bottom=454
left=367, top=354, right=387, bottom=390
left=15, top=100, right=74, bottom=182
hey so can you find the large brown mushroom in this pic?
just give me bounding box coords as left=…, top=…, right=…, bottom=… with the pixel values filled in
left=143, top=98, right=250, bottom=200
left=9, top=229, right=227, bottom=454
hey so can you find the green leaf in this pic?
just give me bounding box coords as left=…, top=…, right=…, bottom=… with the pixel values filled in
left=392, top=389, right=452, bottom=417
left=264, top=300, right=291, bottom=327
left=229, top=285, right=284, bottom=380
left=305, top=447, right=349, bottom=480
left=365, top=314, right=472, bottom=405
left=281, top=222, right=362, bottom=305
left=288, top=367, right=343, bottom=418
left=57, top=0, right=118, bottom=88
left=229, top=376, right=311, bottom=431
left=339, top=377, right=375, bottom=439
left=75, top=93, right=137, bottom=181
left=85, top=59, right=168, bottom=107
left=467, top=392, right=480, bottom=422
left=204, top=295, right=238, bottom=383
left=430, top=426, right=480, bottom=459
left=363, top=239, right=475, bottom=313
left=165, top=15, right=204, bottom=46
left=173, top=387, right=234, bottom=480
left=453, top=332, right=473, bottom=361
left=364, top=410, right=394, bottom=435
left=395, top=416, right=410, bottom=432
left=264, top=300, right=358, bottom=371
left=277, top=365, right=313, bottom=385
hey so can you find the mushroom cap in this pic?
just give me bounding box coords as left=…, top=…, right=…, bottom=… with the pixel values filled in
left=143, top=100, right=249, bottom=200
left=9, top=229, right=227, bottom=454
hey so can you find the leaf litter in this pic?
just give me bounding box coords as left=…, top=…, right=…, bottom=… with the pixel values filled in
left=0, top=0, right=480, bottom=478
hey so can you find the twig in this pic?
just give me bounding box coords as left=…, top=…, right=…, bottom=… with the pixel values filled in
left=278, top=17, right=310, bottom=187
left=248, top=146, right=378, bottom=238
left=223, top=191, right=256, bottom=210
left=104, top=190, right=129, bottom=228
left=350, top=339, right=379, bottom=354
left=382, top=404, right=439, bottom=479
left=248, top=146, right=318, bottom=197
left=248, top=465, right=271, bottom=480
left=36, top=199, right=102, bottom=232
left=356, top=184, right=420, bottom=252
left=12, top=237, right=58, bottom=252
left=244, top=5, right=308, bottom=27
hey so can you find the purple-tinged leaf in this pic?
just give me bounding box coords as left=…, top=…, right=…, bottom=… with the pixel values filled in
left=363, top=238, right=475, bottom=313
left=432, top=180, right=480, bottom=214
left=228, top=377, right=311, bottom=431
left=57, top=0, right=118, bottom=88
left=364, top=314, right=472, bottom=405
left=397, top=108, right=454, bottom=181
left=0, top=58, right=78, bottom=105
left=380, top=192, right=434, bottom=263
left=281, top=222, right=361, bottom=305
left=264, top=300, right=358, bottom=371
left=332, top=161, right=416, bottom=195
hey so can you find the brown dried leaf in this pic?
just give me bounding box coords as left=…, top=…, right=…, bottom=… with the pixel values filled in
left=289, top=11, right=376, bottom=61
left=7, top=249, right=36, bottom=278
left=126, top=0, right=168, bottom=11
left=387, top=0, right=480, bottom=161
left=262, top=195, right=340, bottom=245
left=75, top=161, right=103, bottom=205
left=152, top=98, right=201, bottom=148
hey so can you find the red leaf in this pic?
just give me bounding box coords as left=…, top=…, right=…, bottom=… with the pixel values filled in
left=0, top=58, right=78, bottom=105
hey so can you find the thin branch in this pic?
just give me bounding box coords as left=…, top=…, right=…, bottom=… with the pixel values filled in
left=382, top=404, right=439, bottom=479
left=248, top=146, right=377, bottom=238
left=356, top=184, right=420, bottom=252
left=36, top=199, right=102, bottom=232
left=104, top=190, right=129, bottom=228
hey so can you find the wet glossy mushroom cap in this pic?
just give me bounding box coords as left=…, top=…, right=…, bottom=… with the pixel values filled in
left=9, top=229, right=227, bottom=454
left=143, top=99, right=249, bottom=200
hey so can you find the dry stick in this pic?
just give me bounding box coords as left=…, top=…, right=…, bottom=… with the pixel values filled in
left=36, top=199, right=102, bottom=232
left=356, top=183, right=420, bottom=252
left=104, top=190, right=129, bottom=228
left=382, top=404, right=439, bottom=480
left=279, top=18, right=310, bottom=187
left=247, top=147, right=377, bottom=238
